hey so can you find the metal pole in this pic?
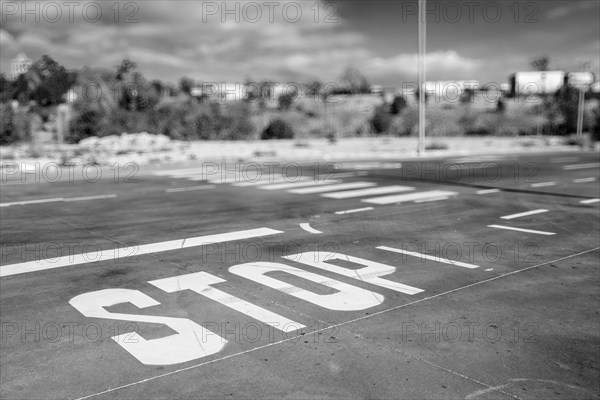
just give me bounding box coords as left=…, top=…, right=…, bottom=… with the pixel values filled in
left=577, top=87, right=585, bottom=140
left=418, top=0, right=426, bottom=155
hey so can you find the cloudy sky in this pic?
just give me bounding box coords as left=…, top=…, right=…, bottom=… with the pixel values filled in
left=1, top=0, right=599, bottom=86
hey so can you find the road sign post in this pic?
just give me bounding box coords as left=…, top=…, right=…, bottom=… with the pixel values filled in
left=418, top=0, right=426, bottom=155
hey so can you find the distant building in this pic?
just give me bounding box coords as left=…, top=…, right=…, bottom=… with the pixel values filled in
left=10, top=53, right=32, bottom=80
left=424, top=80, right=480, bottom=101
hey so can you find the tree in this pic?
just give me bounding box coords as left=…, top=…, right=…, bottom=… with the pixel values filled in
left=530, top=55, right=550, bottom=71
left=340, top=67, right=371, bottom=94
left=390, top=95, right=407, bottom=115
left=178, top=77, right=194, bottom=96
left=26, top=55, right=75, bottom=106
left=115, top=59, right=137, bottom=81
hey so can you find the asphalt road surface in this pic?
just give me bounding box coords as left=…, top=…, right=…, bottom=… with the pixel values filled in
left=1, top=151, right=599, bottom=399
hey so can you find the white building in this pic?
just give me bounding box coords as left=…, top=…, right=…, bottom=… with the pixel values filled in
left=10, top=53, right=32, bottom=80
left=510, top=71, right=565, bottom=96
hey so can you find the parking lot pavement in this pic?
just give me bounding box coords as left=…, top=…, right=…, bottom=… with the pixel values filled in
left=1, top=151, right=598, bottom=399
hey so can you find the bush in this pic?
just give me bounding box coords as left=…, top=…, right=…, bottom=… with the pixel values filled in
left=370, top=105, right=392, bottom=134
left=0, top=104, right=17, bottom=145
left=261, top=119, right=295, bottom=140
left=390, top=95, right=407, bottom=115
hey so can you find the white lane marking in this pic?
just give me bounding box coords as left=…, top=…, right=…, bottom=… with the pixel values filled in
left=501, top=209, right=549, bottom=220
left=63, top=194, right=118, bottom=202
left=232, top=176, right=296, bottom=187
left=563, top=163, right=600, bottom=170
left=573, top=177, right=596, bottom=183
left=334, top=207, right=374, bottom=215
left=299, top=223, right=322, bottom=234
left=73, top=247, right=599, bottom=400
left=166, top=186, right=216, bottom=193
left=377, top=246, right=479, bottom=269
left=0, top=194, right=117, bottom=207
left=0, top=197, right=64, bottom=207
left=531, top=182, right=556, bottom=188
left=258, top=179, right=337, bottom=191
left=322, top=185, right=414, bottom=199
left=485, top=268, right=494, bottom=272
left=580, top=198, right=600, bottom=204
left=149, top=272, right=304, bottom=331
left=477, top=189, right=501, bottom=195
left=488, top=225, right=556, bottom=235
left=551, top=157, right=579, bottom=163
left=153, top=168, right=206, bottom=176
left=0, top=228, right=283, bottom=278
left=288, top=182, right=376, bottom=194
left=413, top=196, right=450, bottom=203
left=362, top=190, right=458, bottom=205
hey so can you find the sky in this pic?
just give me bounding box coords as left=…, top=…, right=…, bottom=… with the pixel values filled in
left=1, top=0, right=599, bottom=86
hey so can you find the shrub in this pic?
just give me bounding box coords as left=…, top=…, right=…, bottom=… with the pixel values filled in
left=390, top=95, right=407, bottom=115
left=0, top=104, right=17, bottom=145
left=261, top=119, right=295, bottom=140
left=370, top=105, right=392, bottom=134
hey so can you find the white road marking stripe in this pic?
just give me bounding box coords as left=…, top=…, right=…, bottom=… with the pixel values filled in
left=233, top=176, right=297, bottom=187
left=322, top=185, right=414, bottom=199
left=580, top=198, right=600, bottom=204
left=166, top=186, right=216, bottom=193
left=501, top=209, right=549, bottom=220
left=413, top=196, right=450, bottom=203
left=477, top=189, right=501, bottom=195
left=563, top=163, right=600, bottom=170
left=288, top=182, right=376, bottom=194
left=0, top=228, right=283, bottom=278
left=258, top=179, right=336, bottom=191
left=153, top=168, right=206, bottom=176
left=0, top=197, right=64, bottom=207
left=362, top=190, right=458, bottom=205
left=377, top=246, right=479, bottom=269
left=299, top=223, right=322, bottom=234
left=1, top=194, right=117, bottom=207
left=334, top=207, right=374, bottom=215
left=63, top=194, right=118, bottom=202
left=573, top=177, right=596, bottom=183
left=531, top=182, right=556, bottom=188
left=487, top=225, right=556, bottom=235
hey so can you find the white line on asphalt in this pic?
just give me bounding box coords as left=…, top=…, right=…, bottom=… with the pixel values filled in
left=322, top=185, right=414, bottom=199
left=299, top=223, right=322, bottom=234
left=530, top=182, right=556, bottom=188
left=232, top=176, right=296, bottom=187
left=377, top=246, right=479, bottom=269
left=166, top=186, right=216, bottom=193
left=0, top=197, right=64, bottom=207
left=288, top=182, right=376, bottom=194
left=573, top=177, right=597, bottom=183
left=63, top=194, right=118, bottom=202
left=153, top=168, right=206, bottom=176
left=0, top=194, right=118, bottom=207
left=487, top=225, right=556, bottom=235
left=362, top=190, right=458, bottom=205
left=258, top=179, right=337, bottom=191
left=72, top=246, right=599, bottom=400
left=501, top=209, right=549, bottom=220
left=563, top=163, right=600, bottom=170
left=477, top=189, right=501, bottom=195
left=580, top=198, right=600, bottom=204
left=0, top=227, right=283, bottom=278
left=413, top=196, right=450, bottom=203
left=334, top=207, right=374, bottom=215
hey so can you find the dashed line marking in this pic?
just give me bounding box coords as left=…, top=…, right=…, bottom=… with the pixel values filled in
left=563, top=163, right=600, bottom=170
left=477, top=189, right=501, bottom=195
left=322, top=185, right=414, bottom=199
left=299, top=223, right=322, bottom=234
left=258, top=179, right=337, bottom=191
left=488, top=225, right=556, bottom=236
left=0, top=227, right=283, bottom=277
left=63, top=194, right=118, bottom=202
left=530, top=182, right=556, bottom=188
left=288, top=182, right=376, bottom=194
left=232, top=176, right=295, bottom=187
left=334, top=207, right=374, bottom=215
left=362, top=190, right=458, bottom=205
left=377, top=246, right=480, bottom=269
left=580, top=198, right=600, bottom=204
left=573, top=177, right=596, bottom=183
left=413, top=196, right=450, bottom=203
left=166, top=186, right=216, bottom=193
left=501, top=209, right=549, bottom=220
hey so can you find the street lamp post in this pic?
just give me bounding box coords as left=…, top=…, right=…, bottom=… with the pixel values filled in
left=418, top=0, right=426, bottom=155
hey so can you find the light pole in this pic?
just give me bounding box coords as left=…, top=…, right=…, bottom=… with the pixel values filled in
left=418, top=0, right=426, bottom=155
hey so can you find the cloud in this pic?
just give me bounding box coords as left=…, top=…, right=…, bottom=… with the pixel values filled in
left=547, top=1, right=599, bottom=19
